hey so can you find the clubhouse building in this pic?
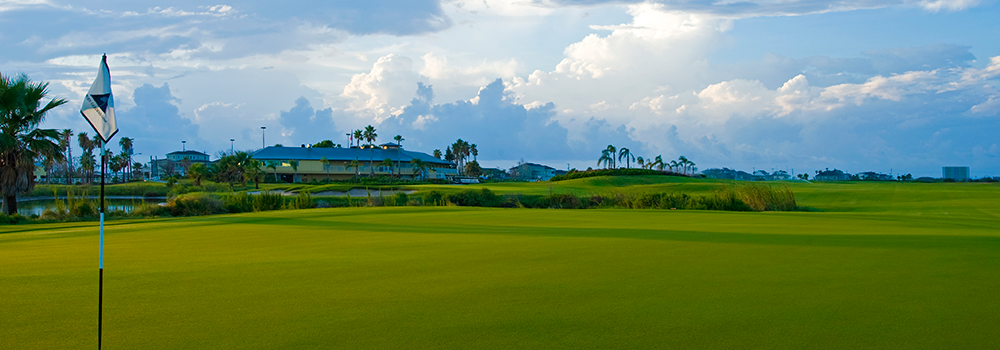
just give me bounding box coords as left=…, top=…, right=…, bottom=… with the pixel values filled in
left=251, top=144, right=456, bottom=182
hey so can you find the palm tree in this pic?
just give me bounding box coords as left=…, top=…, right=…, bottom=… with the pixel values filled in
left=289, top=160, right=299, bottom=183
left=637, top=156, right=645, bottom=169
left=449, top=139, right=470, bottom=175
left=102, top=149, right=114, bottom=182
left=78, top=132, right=94, bottom=183
left=0, top=73, right=67, bottom=214
left=381, top=158, right=393, bottom=175
left=352, top=129, right=362, bottom=147
left=433, top=149, right=442, bottom=159
left=669, top=160, right=678, bottom=173
left=80, top=153, right=96, bottom=184
left=266, top=160, right=279, bottom=182
left=605, top=145, right=617, bottom=168
left=187, top=162, right=207, bottom=186
left=597, top=149, right=613, bottom=169
left=347, top=159, right=360, bottom=178
left=132, top=161, right=143, bottom=180
left=60, top=129, right=72, bottom=184
left=393, top=135, right=404, bottom=177
left=678, top=156, right=690, bottom=175
left=363, top=125, right=377, bottom=177
left=618, top=148, right=634, bottom=169
left=320, top=156, right=331, bottom=182
left=217, top=151, right=251, bottom=189
left=119, top=137, right=133, bottom=182
left=109, top=154, right=125, bottom=182
left=654, top=155, right=664, bottom=171
left=43, top=153, right=56, bottom=183
left=243, top=159, right=264, bottom=189
left=410, top=158, right=427, bottom=181
left=471, top=143, right=478, bottom=161
left=457, top=139, right=470, bottom=174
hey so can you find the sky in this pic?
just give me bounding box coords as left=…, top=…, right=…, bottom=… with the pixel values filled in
left=2, top=0, right=998, bottom=177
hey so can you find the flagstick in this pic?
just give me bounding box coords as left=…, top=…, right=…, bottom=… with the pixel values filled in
left=99, top=142, right=105, bottom=350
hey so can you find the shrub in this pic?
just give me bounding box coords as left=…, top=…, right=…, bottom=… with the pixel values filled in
left=203, top=183, right=230, bottom=193
left=69, top=199, right=97, bottom=218
left=386, top=192, right=409, bottom=207
left=222, top=192, right=253, bottom=213
left=539, top=193, right=586, bottom=209
left=252, top=191, right=284, bottom=212
left=446, top=188, right=503, bottom=207
left=166, top=193, right=225, bottom=216
left=291, top=191, right=313, bottom=209
left=133, top=202, right=170, bottom=217
left=720, top=183, right=796, bottom=212
left=0, top=213, right=29, bottom=224
left=422, top=191, right=445, bottom=206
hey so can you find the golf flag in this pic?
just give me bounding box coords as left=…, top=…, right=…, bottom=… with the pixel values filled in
left=82, top=54, right=117, bottom=350
left=81, top=55, right=118, bottom=143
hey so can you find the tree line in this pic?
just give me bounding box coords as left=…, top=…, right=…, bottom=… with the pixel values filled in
left=597, top=144, right=696, bottom=175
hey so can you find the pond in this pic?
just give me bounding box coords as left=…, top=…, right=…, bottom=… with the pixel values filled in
left=6, top=197, right=166, bottom=217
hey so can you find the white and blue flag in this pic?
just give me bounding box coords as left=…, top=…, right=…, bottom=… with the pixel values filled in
left=81, top=55, right=118, bottom=143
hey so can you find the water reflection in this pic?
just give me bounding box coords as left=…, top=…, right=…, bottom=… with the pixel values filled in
left=11, top=198, right=166, bottom=217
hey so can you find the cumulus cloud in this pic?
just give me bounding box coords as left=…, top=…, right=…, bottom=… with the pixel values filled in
left=117, top=83, right=202, bottom=157
left=343, top=54, right=427, bottom=121
left=376, top=79, right=643, bottom=163
left=619, top=55, right=1000, bottom=172
left=278, top=97, right=345, bottom=144
left=420, top=52, right=521, bottom=87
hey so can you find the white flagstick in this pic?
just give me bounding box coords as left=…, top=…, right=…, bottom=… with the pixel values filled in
left=99, top=142, right=105, bottom=350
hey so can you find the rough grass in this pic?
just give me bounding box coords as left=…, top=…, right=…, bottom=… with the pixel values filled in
left=3, top=182, right=1000, bottom=349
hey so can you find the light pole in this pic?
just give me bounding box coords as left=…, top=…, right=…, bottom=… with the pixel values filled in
left=230, top=139, right=235, bottom=154
left=182, top=140, right=186, bottom=151
left=261, top=126, right=266, bottom=149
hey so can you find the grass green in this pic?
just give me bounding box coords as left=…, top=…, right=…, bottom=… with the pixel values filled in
left=3, top=180, right=1000, bottom=349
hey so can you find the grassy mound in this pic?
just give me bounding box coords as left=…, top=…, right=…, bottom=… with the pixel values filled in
left=549, top=168, right=690, bottom=181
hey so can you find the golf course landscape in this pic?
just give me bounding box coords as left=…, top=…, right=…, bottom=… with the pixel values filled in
left=3, top=178, right=999, bottom=349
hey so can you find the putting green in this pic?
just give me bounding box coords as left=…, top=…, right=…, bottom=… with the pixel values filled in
left=2, top=181, right=999, bottom=349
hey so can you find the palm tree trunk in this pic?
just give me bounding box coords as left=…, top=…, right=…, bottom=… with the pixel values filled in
left=4, top=195, right=17, bottom=215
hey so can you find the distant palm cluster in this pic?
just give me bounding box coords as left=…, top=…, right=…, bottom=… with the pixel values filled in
left=597, top=145, right=696, bottom=175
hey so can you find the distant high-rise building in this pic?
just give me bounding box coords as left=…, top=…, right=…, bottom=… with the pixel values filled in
left=942, top=166, right=970, bottom=181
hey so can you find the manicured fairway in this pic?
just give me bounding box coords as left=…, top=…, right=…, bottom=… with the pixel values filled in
left=3, top=182, right=1000, bottom=349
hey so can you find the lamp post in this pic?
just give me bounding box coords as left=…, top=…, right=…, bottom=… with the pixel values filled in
left=261, top=126, right=266, bottom=149
left=182, top=140, right=186, bottom=151
left=230, top=139, right=235, bottom=154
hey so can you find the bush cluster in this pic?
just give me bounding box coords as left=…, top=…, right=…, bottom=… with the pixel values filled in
left=5, top=183, right=798, bottom=225
left=426, top=184, right=798, bottom=212
left=154, top=191, right=313, bottom=217
left=0, top=213, right=29, bottom=224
